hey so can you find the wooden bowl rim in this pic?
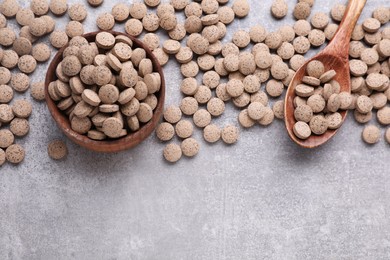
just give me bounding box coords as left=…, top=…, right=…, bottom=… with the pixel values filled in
left=45, top=30, right=165, bottom=153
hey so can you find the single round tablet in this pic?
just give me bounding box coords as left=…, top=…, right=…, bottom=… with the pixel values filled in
left=207, top=98, right=225, bottom=117
left=1, top=50, right=19, bottom=69
left=221, top=125, right=239, bottom=144
left=307, top=94, right=326, bottom=113
left=88, top=130, right=106, bottom=140
left=193, top=109, right=211, bottom=128
left=181, top=138, right=200, bottom=157
left=102, top=117, right=123, bottom=138
left=164, top=105, right=182, bottom=124
left=96, top=12, right=115, bottom=31
left=377, top=107, right=390, bottom=125
left=163, top=143, right=182, bottom=163
left=95, top=31, right=115, bottom=49
left=354, top=110, right=372, bottom=124
left=112, top=3, right=129, bottom=22
left=12, top=99, right=32, bottom=118
left=0, top=129, right=14, bottom=148
left=61, top=55, right=81, bottom=77
left=294, top=104, right=313, bottom=123
left=120, top=98, right=139, bottom=116
left=50, top=0, right=68, bottom=15
left=180, top=97, right=198, bottom=116
left=48, top=139, right=68, bottom=160
left=306, top=60, right=325, bottom=78
left=362, top=125, right=380, bottom=144
left=156, top=122, right=175, bottom=142
left=320, top=70, right=337, bottom=83
left=0, top=27, right=16, bottom=47
left=73, top=100, right=93, bottom=118
left=232, top=0, right=250, bottom=18
left=1, top=0, right=20, bottom=18
left=293, top=121, right=311, bottom=139
left=326, top=112, right=343, bottom=130
left=129, top=3, right=147, bottom=19
left=11, top=73, right=30, bottom=92
left=0, top=103, right=14, bottom=123
left=136, top=103, right=153, bottom=123
left=293, top=2, right=311, bottom=20
left=118, top=88, right=135, bottom=105
left=362, top=18, right=381, bottom=33
left=10, top=118, right=29, bottom=137
left=271, top=0, right=288, bottom=19
left=32, top=43, right=51, bottom=62
left=5, top=144, right=24, bottom=164
left=29, top=17, right=47, bottom=37
left=175, top=120, right=193, bottom=138
left=247, top=102, right=265, bottom=120
left=203, top=124, right=221, bottom=143
left=295, top=84, right=314, bottom=97
left=0, top=67, right=11, bottom=85
left=18, top=55, right=37, bottom=74
left=68, top=3, right=87, bottom=21
left=0, top=84, right=13, bottom=103
left=356, top=95, right=373, bottom=114
left=226, top=79, right=244, bottom=98
left=82, top=89, right=101, bottom=107
left=12, top=37, right=32, bottom=56
left=309, top=115, right=328, bottom=135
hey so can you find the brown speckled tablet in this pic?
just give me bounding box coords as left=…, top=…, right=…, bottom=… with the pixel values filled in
left=181, top=138, right=199, bottom=157
left=156, top=122, right=175, bottom=142
left=180, top=97, right=198, bottom=116
left=193, top=109, right=211, bottom=128
left=0, top=84, right=13, bottom=103
left=293, top=121, right=311, bottom=139
left=0, top=129, right=14, bottom=148
left=5, top=144, right=24, bottom=164
left=96, top=31, right=115, bottom=49
left=309, top=115, right=328, bottom=135
left=12, top=99, right=32, bottom=118
left=163, top=143, right=182, bottom=163
left=221, top=125, right=239, bottom=144
left=362, top=125, right=380, bottom=144
left=102, top=117, right=123, bottom=138
left=48, top=139, right=68, bottom=160
left=175, top=120, right=193, bottom=138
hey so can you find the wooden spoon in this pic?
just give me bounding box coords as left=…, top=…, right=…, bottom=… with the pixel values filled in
left=45, top=31, right=165, bottom=153
left=284, top=0, right=367, bottom=148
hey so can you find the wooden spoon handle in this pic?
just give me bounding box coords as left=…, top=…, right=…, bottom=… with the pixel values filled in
left=325, top=0, right=367, bottom=59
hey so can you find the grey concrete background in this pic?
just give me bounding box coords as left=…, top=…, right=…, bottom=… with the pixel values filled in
left=1, top=0, right=390, bottom=259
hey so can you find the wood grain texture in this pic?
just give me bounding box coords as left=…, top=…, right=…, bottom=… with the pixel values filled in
left=45, top=31, right=166, bottom=153
left=284, top=0, right=366, bottom=148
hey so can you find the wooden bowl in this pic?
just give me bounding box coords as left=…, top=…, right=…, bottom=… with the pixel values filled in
left=45, top=31, right=165, bottom=153
left=284, top=54, right=349, bottom=148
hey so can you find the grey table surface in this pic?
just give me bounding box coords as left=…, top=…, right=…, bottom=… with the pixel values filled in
left=1, top=0, right=390, bottom=259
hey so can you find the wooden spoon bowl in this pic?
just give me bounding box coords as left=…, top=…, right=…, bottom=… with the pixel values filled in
left=285, top=54, right=350, bottom=148
left=45, top=31, right=165, bottom=153
left=284, top=0, right=366, bottom=148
